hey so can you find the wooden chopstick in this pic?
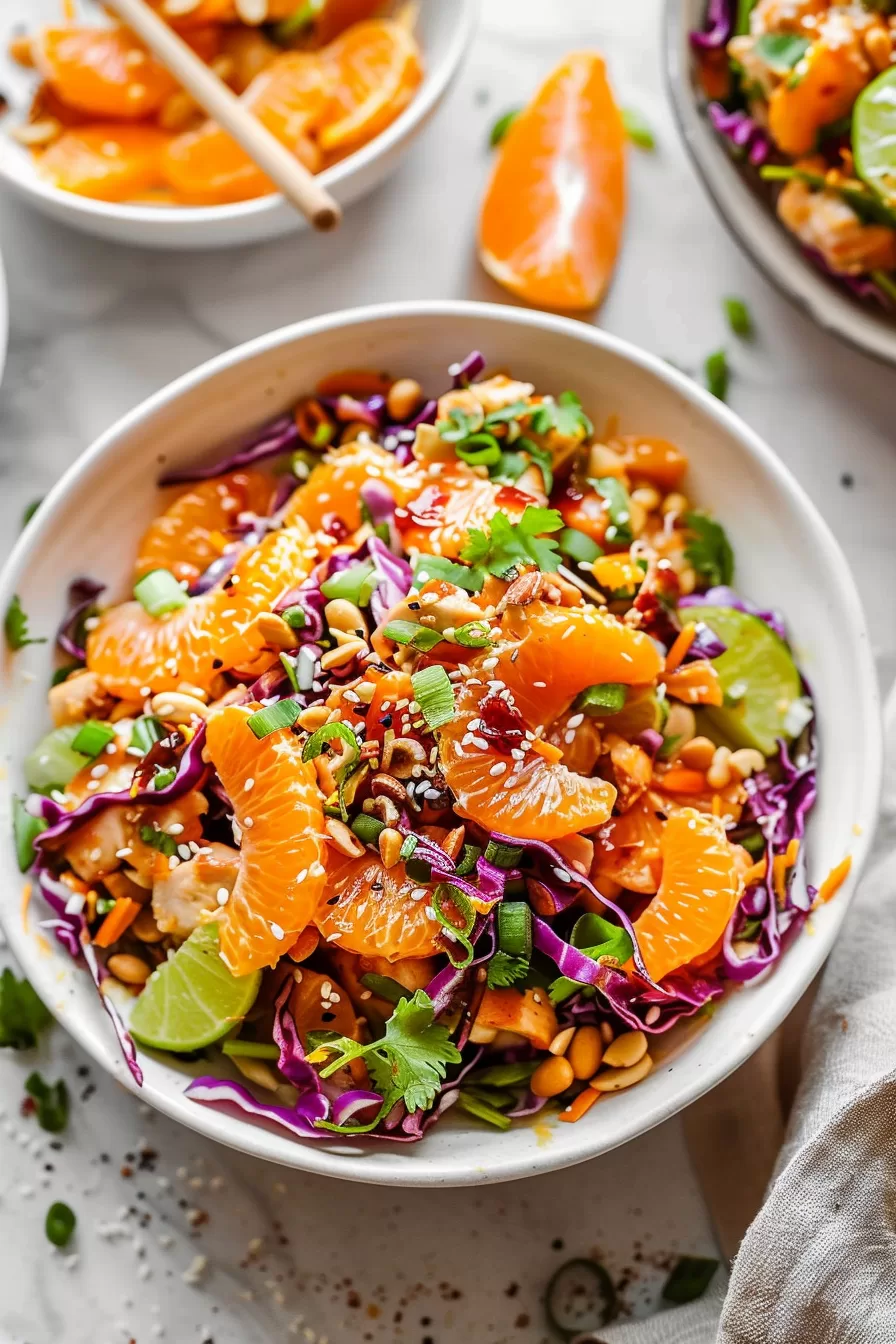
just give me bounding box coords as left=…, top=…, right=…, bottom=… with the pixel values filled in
left=104, top=0, right=342, bottom=231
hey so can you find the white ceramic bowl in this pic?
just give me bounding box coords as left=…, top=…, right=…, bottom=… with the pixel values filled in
left=0, top=0, right=477, bottom=249
left=0, top=248, right=8, bottom=387
left=665, top=0, right=896, bottom=367
left=0, top=301, right=881, bottom=1186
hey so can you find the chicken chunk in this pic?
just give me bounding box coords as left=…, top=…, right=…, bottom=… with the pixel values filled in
left=152, top=842, right=240, bottom=941
left=777, top=167, right=896, bottom=273
left=48, top=669, right=114, bottom=727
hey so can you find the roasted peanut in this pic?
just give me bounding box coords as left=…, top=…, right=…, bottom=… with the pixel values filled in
left=602, top=1029, right=648, bottom=1069
left=530, top=1055, right=575, bottom=1098
left=386, top=378, right=423, bottom=422
left=106, top=954, right=152, bottom=986
left=568, top=1025, right=603, bottom=1080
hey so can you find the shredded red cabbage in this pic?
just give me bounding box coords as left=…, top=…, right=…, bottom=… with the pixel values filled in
left=159, top=415, right=300, bottom=486
left=57, top=577, right=105, bottom=662
left=801, top=246, right=895, bottom=310
left=685, top=620, right=727, bottom=661
left=186, top=1077, right=330, bottom=1138
left=690, top=0, right=734, bottom=50
left=449, top=351, right=485, bottom=387
left=321, top=393, right=387, bottom=429
left=707, top=102, right=772, bottom=167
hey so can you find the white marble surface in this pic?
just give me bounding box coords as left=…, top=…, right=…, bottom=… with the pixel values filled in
left=1, top=0, right=895, bottom=1340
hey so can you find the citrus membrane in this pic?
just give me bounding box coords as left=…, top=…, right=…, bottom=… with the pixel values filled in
left=129, top=923, right=261, bottom=1053
left=680, top=606, right=802, bottom=756
left=853, top=65, right=896, bottom=209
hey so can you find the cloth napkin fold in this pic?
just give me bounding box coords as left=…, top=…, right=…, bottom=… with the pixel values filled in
left=580, top=690, right=896, bottom=1344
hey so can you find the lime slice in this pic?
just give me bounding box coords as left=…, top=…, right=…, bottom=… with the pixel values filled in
left=680, top=606, right=803, bottom=756
left=129, top=923, right=261, bottom=1053
left=853, top=67, right=896, bottom=209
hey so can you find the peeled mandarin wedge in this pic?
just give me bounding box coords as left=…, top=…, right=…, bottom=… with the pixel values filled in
left=478, top=52, right=627, bottom=311
left=284, top=441, right=423, bottom=533
left=611, top=436, right=688, bottom=490
left=86, top=524, right=314, bottom=699
left=34, top=26, right=177, bottom=120
left=397, top=471, right=545, bottom=560
left=36, top=125, right=171, bottom=202
left=632, top=808, right=743, bottom=983
left=317, top=19, right=422, bottom=156
left=591, top=798, right=664, bottom=895
left=315, top=851, right=443, bottom=961
left=206, top=703, right=327, bottom=975
left=135, top=471, right=275, bottom=587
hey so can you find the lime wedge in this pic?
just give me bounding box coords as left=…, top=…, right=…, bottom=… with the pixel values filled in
left=129, top=923, right=261, bottom=1053
left=680, top=606, right=803, bottom=756
left=853, top=66, right=896, bottom=209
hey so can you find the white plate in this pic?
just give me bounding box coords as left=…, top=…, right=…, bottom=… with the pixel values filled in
left=0, top=248, right=7, bottom=387
left=0, top=300, right=881, bottom=1186
left=665, top=0, right=896, bottom=367
left=0, top=0, right=477, bottom=249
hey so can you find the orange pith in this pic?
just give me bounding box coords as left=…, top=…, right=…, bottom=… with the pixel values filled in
left=314, top=851, right=443, bottom=961
left=478, top=52, right=627, bottom=311
left=317, top=19, right=422, bottom=157
left=135, top=470, right=275, bottom=586
left=86, top=524, right=313, bottom=699
left=284, top=441, right=423, bottom=534
left=36, top=124, right=171, bottom=202
left=631, top=808, right=743, bottom=983
left=34, top=26, right=177, bottom=120
left=205, top=703, right=327, bottom=975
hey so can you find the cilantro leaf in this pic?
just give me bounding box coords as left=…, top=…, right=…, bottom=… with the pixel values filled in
left=315, top=990, right=461, bottom=1119
left=486, top=951, right=530, bottom=989
left=459, top=506, right=563, bottom=580
left=0, top=969, right=52, bottom=1050
left=754, top=32, right=809, bottom=72
left=684, top=511, right=735, bottom=587
left=5, top=596, right=47, bottom=652
left=25, top=1072, right=69, bottom=1133
left=529, top=390, right=594, bottom=441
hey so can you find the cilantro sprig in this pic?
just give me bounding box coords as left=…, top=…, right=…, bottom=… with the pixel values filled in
left=460, top=506, right=564, bottom=581
left=25, top=1072, right=69, bottom=1133
left=5, top=596, right=46, bottom=652
left=684, top=511, right=735, bottom=587
left=486, top=951, right=529, bottom=989
left=528, top=391, right=593, bottom=440
left=311, top=990, right=461, bottom=1132
left=0, top=969, right=52, bottom=1050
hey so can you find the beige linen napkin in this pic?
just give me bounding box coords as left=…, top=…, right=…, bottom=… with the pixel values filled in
left=579, top=689, right=896, bottom=1344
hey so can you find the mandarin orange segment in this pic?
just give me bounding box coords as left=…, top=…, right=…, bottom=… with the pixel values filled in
left=592, top=798, right=664, bottom=895
left=205, top=703, right=327, bottom=975
left=632, top=808, right=743, bottom=983
left=439, top=680, right=616, bottom=841
left=397, top=470, right=545, bottom=560
left=36, top=125, right=171, bottom=202
left=478, top=52, right=627, bottom=312
left=495, top=602, right=663, bottom=728
left=611, top=436, right=688, bottom=490
left=664, top=661, right=723, bottom=707
left=150, top=0, right=300, bottom=25
left=135, top=471, right=275, bottom=586
left=34, top=26, right=177, bottom=120
left=86, top=524, right=314, bottom=699
left=317, top=19, right=422, bottom=156
left=314, top=851, right=443, bottom=960
left=284, top=441, right=423, bottom=533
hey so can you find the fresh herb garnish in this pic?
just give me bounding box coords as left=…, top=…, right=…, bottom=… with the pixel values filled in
left=410, top=664, right=456, bottom=730
left=45, top=1201, right=77, bottom=1249
left=486, top=951, right=530, bottom=988
left=589, top=477, right=634, bottom=544
left=301, top=721, right=360, bottom=779
left=559, top=526, right=603, bottom=565
left=0, top=970, right=52, bottom=1049
left=247, top=699, right=301, bottom=740
left=25, top=1072, right=69, bottom=1133
left=528, top=390, right=593, bottom=441
left=548, top=913, right=634, bottom=1004
left=489, top=107, right=521, bottom=146
left=382, top=618, right=443, bottom=651
left=133, top=569, right=189, bottom=618
left=460, top=506, right=564, bottom=580
left=704, top=348, right=729, bottom=401
left=754, top=32, right=810, bottom=72
left=413, top=553, right=484, bottom=594
left=432, top=884, right=476, bottom=968
left=577, top=683, right=627, bottom=715
left=320, top=560, right=378, bottom=608
left=280, top=605, right=308, bottom=630
left=5, top=596, right=46, bottom=651
left=130, top=716, right=165, bottom=756
left=684, top=510, right=735, bottom=586
left=454, top=1090, right=512, bottom=1129
left=723, top=296, right=753, bottom=338
left=71, top=720, right=117, bottom=759
left=359, top=972, right=411, bottom=1004
left=622, top=106, right=656, bottom=149
left=139, top=825, right=177, bottom=858
left=760, top=164, right=896, bottom=229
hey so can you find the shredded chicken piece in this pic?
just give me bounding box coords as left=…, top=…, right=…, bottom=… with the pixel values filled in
left=152, top=842, right=240, bottom=941
left=777, top=167, right=896, bottom=273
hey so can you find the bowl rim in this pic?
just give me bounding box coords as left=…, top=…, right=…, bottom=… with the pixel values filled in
left=0, top=0, right=478, bottom=231
left=0, top=298, right=882, bottom=1186
left=663, top=0, right=896, bottom=369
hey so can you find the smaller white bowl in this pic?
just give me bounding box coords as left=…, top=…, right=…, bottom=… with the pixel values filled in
left=665, top=0, right=896, bottom=367
left=0, top=0, right=477, bottom=250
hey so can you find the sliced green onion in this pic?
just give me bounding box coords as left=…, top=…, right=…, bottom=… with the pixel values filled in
left=453, top=843, right=482, bottom=876
left=247, top=699, right=301, bottom=740
left=280, top=652, right=300, bottom=694
left=723, top=296, right=753, bottom=338
left=455, top=433, right=502, bottom=467
left=437, top=406, right=484, bottom=442
left=399, top=833, right=418, bottom=861
left=321, top=560, right=376, bottom=607
left=484, top=839, right=522, bottom=869
left=280, top=605, right=307, bottom=630
left=432, top=882, right=475, bottom=968
left=740, top=830, right=766, bottom=858
left=704, top=349, right=729, bottom=402
left=45, top=1201, right=76, bottom=1249
left=25, top=1071, right=69, bottom=1133
left=23, top=725, right=90, bottom=792
left=95, top=897, right=115, bottom=917
left=221, top=1040, right=280, bottom=1060
left=546, top=1259, right=617, bottom=1335
left=468, top=1060, right=538, bottom=1088
left=13, top=797, right=46, bottom=874
left=351, top=814, right=385, bottom=846
left=130, top=715, right=165, bottom=756
left=658, top=732, right=683, bottom=760
left=139, top=825, right=176, bottom=857
left=489, top=107, right=521, bottom=147
left=463, top=1084, right=517, bottom=1110
left=359, top=972, right=410, bottom=1004
left=151, top=766, right=176, bottom=791
left=590, top=476, right=634, bottom=544
left=70, top=720, right=117, bottom=759
left=622, top=106, right=655, bottom=150
left=382, top=619, right=442, bottom=651
left=413, top=554, right=484, bottom=593
left=453, top=620, right=493, bottom=649
left=577, top=682, right=627, bottom=715
left=455, top=1091, right=512, bottom=1130
left=133, top=568, right=189, bottom=617
left=662, top=1256, right=720, bottom=1304
left=301, top=721, right=359, bottom=780
left=559, top=527, right=603, bottom=565
left=497, top=901, right=532, bottom=958
left=410, top=665, right=455, bottom=730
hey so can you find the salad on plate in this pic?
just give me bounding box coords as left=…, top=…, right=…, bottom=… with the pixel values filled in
left=692, top=0, right=896, bottom=308
left=11, top=351, right=840, bottom=1143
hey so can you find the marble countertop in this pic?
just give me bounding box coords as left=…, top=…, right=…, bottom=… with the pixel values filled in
left=1, top=1, right=895, bottom=1341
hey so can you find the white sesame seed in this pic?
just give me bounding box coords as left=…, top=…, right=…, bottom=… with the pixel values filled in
left=177, top=844, right=192, bottom=861
left=270, top=922, right=285, bottom=940
left=166, top=823, right=184, bottom=836
left=244, top=777, right=255, bottom=791
left=115, top=847, right=133, bottom=858
left=216, top=888, right=229, bottom=907
left=567, top=712, right=584, bottom=728
left=489, top=762, right=507, bottom=776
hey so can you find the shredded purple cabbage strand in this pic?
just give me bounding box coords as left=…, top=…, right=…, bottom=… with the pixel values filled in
left=57, top=577, right=105, bottom=662
left=690, top=0, right=734, bottom=49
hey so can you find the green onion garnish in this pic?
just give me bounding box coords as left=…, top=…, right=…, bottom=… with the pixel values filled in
left=382, top=619, right=442, bottom=651
left=133, top=569, right=189, bottom=617
left=577, top=683, right=627, bottom=715
left=453, top=843, right=482, bottom=876
left=469, top=1060, right=539, bottom=1088
left=139, top=826, right=177, bottom=857
left=301, top=721, right=360, bottom=778
left=489, top=107, right=521, bottom=147
left=13, top=797, right=46, bottom=874
left=5, top=595, right=46, bottom=651
left=25, top=1071, right=69, bottom=1133
left=454, top=1090, right=512, bottom=1130
left=590, top=476, right=634, bottom=545
left=130, top=715, right=165, bottom=756
left=453, top=620, right=493, bottom=648
left=622, top=106, right=655, bottom=150
left=497, top=901, right=532, bottom=958
left=270, top=0, right=323, bottom=42
left=704, top=349, right=729, bottom=402
left=359, top=972, right=411, bottom=1004
left=559, top=527, right=603, bottom=565
left=247, top=699, right=301, bottom=740
left=484, top=839, right=522, bottom=869
left=151, top=766, right=176, bottom=791
left=432, top=883, right=476, bottom=968
left=280, top=605, right=307, bottom=630
left=412, top=554, right=484, bottom=593
left=221, top=1040, right=280, bottom=1059
left=723, top=296, right=753, bottom=338
left=71, top=720, right=117, bottom=759
left=321, top=560, right=377, bottom=608
left=45, top=1201, right=76, bottom=1249
left=399, top=834, right=418, bottom=861
left=410, top=665, right=455, bottom=729
left=455, top=434, right=502, bottom=467
left=280, top=652, right=300, bottom=694
left=351, top=814, right=386, bottom=846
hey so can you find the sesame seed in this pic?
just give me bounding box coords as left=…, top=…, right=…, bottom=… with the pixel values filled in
left=166, top=823, right=184, bottom=836
left=216, top=888, right=229, bottom=907
left=177, top=844, right=192, bottom=861
left=115, top=847, right=133, bottom=858
left=489, top=762, right=507, bottom=776
left=270, top=922, right=285, bottom=940
left=244, top=777, right=254, bottom=791
left=567, top=712, right=584, bottom=728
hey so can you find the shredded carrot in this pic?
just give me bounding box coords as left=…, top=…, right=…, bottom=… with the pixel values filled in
left=558, top=1087, right=601, bottom=1124
left=530, top=738, right=564, bottom=765
left=658, top=767, right=707, bottom=794
left=772, top=839, right=801, bottom=902
left=21, top=881, right=32, bottom=929
left=744, top=857, right=768, bottom=886
left=288, top=927, right=320, bottom=963
left=93, top=896, right=142, bottom=949
left=664, top=624, right=696, bottom=675
left=815, top=855, right=852, bottom=907
left=711, top=793, right=722, bottom=817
